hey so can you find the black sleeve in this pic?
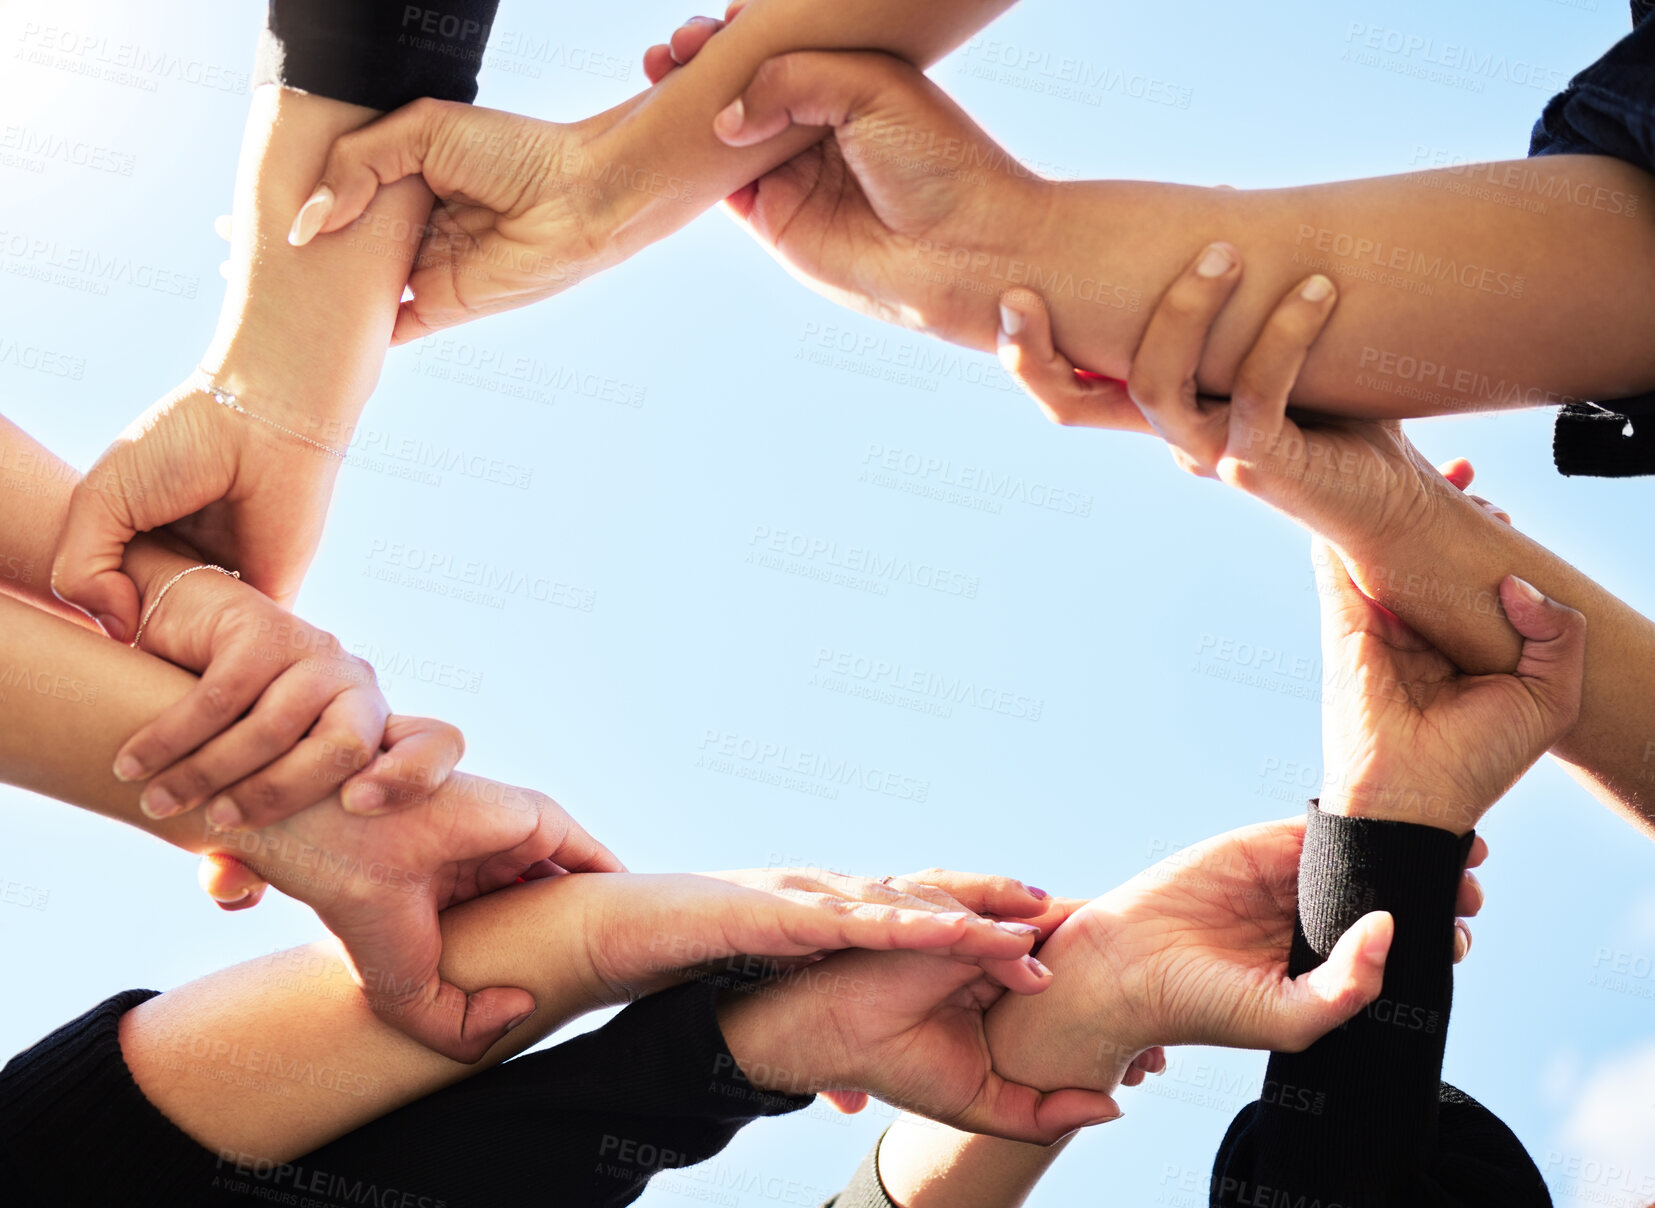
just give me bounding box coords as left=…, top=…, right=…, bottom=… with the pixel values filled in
left=1529, top=2, right=1655, bottom=477
left=0, top=980, right=812, bottom=1208
left=253, top=0, right=501, bottom=110
left=1209, top=806, right=1551, bottom=1208
left=820, top=1135, right=898, bottom=1208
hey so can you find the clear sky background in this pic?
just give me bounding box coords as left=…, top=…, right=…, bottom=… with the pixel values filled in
left=3, top=0, right=1654, bottom=1204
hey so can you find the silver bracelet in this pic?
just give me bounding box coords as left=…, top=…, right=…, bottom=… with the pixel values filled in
left=192, top=366, right=346, bottom=459
left=130, top=564, right=242, bottom=649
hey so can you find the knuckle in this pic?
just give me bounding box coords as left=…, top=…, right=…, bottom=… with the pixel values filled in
left=162, top=763, right=217, bottom=806
left=232, top=777, right=290, bottom=823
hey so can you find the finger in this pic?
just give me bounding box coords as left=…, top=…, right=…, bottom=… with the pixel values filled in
left=1436, top=457, right=1475, bottom=492
left=1465, top=835, right=1490, bottom=870
left=1500, top=577, right=1588, bottom=739
left=1465, top=494, right=1512, bottom=526
left=643, top=44, right=677, bottom=84
left=342, top=715, right=466, bottom=815
left=205, top=687, right=389, bottom=830
left=291, top=97, right=459, bottom=246
left=1453, top=920, right=1473, bottom=964
left=1278, top=911, right=1392, bottom=1052
left=1125, top=242, right=1242, bottom=471
left=668, top=16, right=724, bottom=66
left=118, top=648, right=276, bottom=800
left=712, top=50, right=905, bottom=147
left=335, top=894, right=536, bottom=1063
left=51, top=466, right=145, bottom=641
left=1217, top=274, right=1338, bottom=489
left=138, top=665, right=346, bottom=824
left=1131, top=1046, right=1167, bottom=1077
left=1455, top=869, right=1484, bottom=919
left=823, top=1090, right=869, bottom=1115
left=958, top=1080, right=1124, bottom=1144
left=996, top=289, right=1148, bottom=432
left=1310, top=538, right=1380, bottom=638
left=895, top=868, right=1053, bottom=920
left=197, top=853, right=268, bottom=911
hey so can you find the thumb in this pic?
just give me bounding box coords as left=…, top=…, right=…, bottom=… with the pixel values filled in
left=1500, top=576, right=1588, bottom=737
left=823, top=1090, right=869, bottom=1114
left=712, top=51, right=907, bottom=147
left=1280, top=910, right=1392, bottom=1052
left=995, top=289, right=1146, bottom=432
left=289, top=97, right=456, bottom=247
left=334, top=893, right=537, bottom=1064
left=52, top=462, right=144, bottom=641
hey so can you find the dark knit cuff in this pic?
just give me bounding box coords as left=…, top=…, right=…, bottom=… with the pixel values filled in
left=254, top=0, right=500, bottom=110
left=1553, top=399, right=1655, bottom=477
left=821, top=1133, right=898, bottom=1208
left=0, top=990, right=215, bottom=1201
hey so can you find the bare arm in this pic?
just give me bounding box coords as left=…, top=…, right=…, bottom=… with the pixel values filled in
left=871, top=1122, right=1069, bottom=1208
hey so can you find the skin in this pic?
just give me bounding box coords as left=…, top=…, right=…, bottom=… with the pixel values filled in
left=998, top=247, right=1655, bottom=838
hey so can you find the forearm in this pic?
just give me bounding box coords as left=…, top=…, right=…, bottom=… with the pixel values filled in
left=1342, top=491, right=1655, bottom=835
left=207, top=85, right=432, bottom=434
left=1022, top=155, right=1655, bottom=417
left=599, top=0, right=1013, bottom=256
left=872, top=1120, right=1068, bottom=1208
left=120, top=875, right=608, bottom=1162
left=0, top=417, right=90, bottom=623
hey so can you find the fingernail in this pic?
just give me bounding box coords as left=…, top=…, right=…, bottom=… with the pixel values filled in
left=343, top=782, right=386, bottom=815
left=504, top=1012, right=534, bottom=1034
left=287, top=186, right=334, bottom=246
left=1362, top=926, right=1391, bottom=963
left=1025, top=885, right=1049, bottom=900
left=206, top=796, right=243, bottom=829
left=686, top=14, right=722, bottom=26
left=1021, top=954, right=1051, bottom=978
left=113, top=753, right=146, bottom=782
left=1300, top=274, right=1334, bottom=302
left=140, top=785, right=182, bottom=820
left=213, top=888, right=252, bottom=907
left=1509, top=576, right=1545, bottom=606
left=1196, top=243, right=1234, bottom=278
left=713, top=98, right=745, bottom=139
left=999, top=302, right=1024, bottom=336
left=213, top=214, right=233, bottom=241
left=1083, top=1109, right=1125, bottom=1126
left=934, top=911, right=972, bottom=925
left=995, top=921, right=1042, bottom=938
left=96, top=613, right=128, bottom=643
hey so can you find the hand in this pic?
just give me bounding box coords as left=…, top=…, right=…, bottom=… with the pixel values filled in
left=288, top=98, right=645, bottom=342
left=583, top=866, right=1062, bottom=1002
left=982, top=817, right=1489, bottom=1096
left=51, top=377, right=343, bottom=642
left=992, top=245, right=1460, bottom=555
left=197, top=770, right=624, bottom=1062
left=115, top=542, right=461, bottom=829
left=660, top=31, right=1052, bottom=353
left=1314, top=539, right=1586, bottom=832
left=716, top=873, right=1126, bottom=1144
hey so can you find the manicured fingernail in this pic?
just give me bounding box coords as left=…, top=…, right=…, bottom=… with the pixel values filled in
left=206, top=796, right=243, bottom=829
left=343, top=782, right=386, bottom=815
left=504, top=1012, right=534, bottom=1034
left=1021, top=954, right=1051, bottom=978
left=113, top=753, right=146, bottom=782
left=213, top=888, right=251, bottom=907
left=999, top=302, right=1024, bottom=336
left=287, top=186, right=334, bottom=246
left=96, top=613, right=128, bottom=643
left=713, top=98, right=745, bottom=139
left=1300, top=274, right=1334, bottom=302
left=1196, top=243, right=1234, bottom=278
left=1509, top=576, right=1545, bottom=606
left=995, top=922, right=1042, bottom=938
left=1025, top=885, right=1049, bottom=900
left=140, top=785, right=182, bottom=820
left=686, top=14, right=722, bottom=26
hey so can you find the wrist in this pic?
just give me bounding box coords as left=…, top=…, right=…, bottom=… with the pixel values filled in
left=714, top=978, right=835, bottom=1100
left=1315, top=789, right=1478, bottom=835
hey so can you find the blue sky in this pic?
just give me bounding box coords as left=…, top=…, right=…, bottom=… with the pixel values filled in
left=3, top=0, right=1654, bottom=1203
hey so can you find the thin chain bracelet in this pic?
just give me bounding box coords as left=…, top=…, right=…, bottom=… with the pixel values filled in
left=192, top=366, right=347, bottom=459
left=130, top=564, right=242, bottom=649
